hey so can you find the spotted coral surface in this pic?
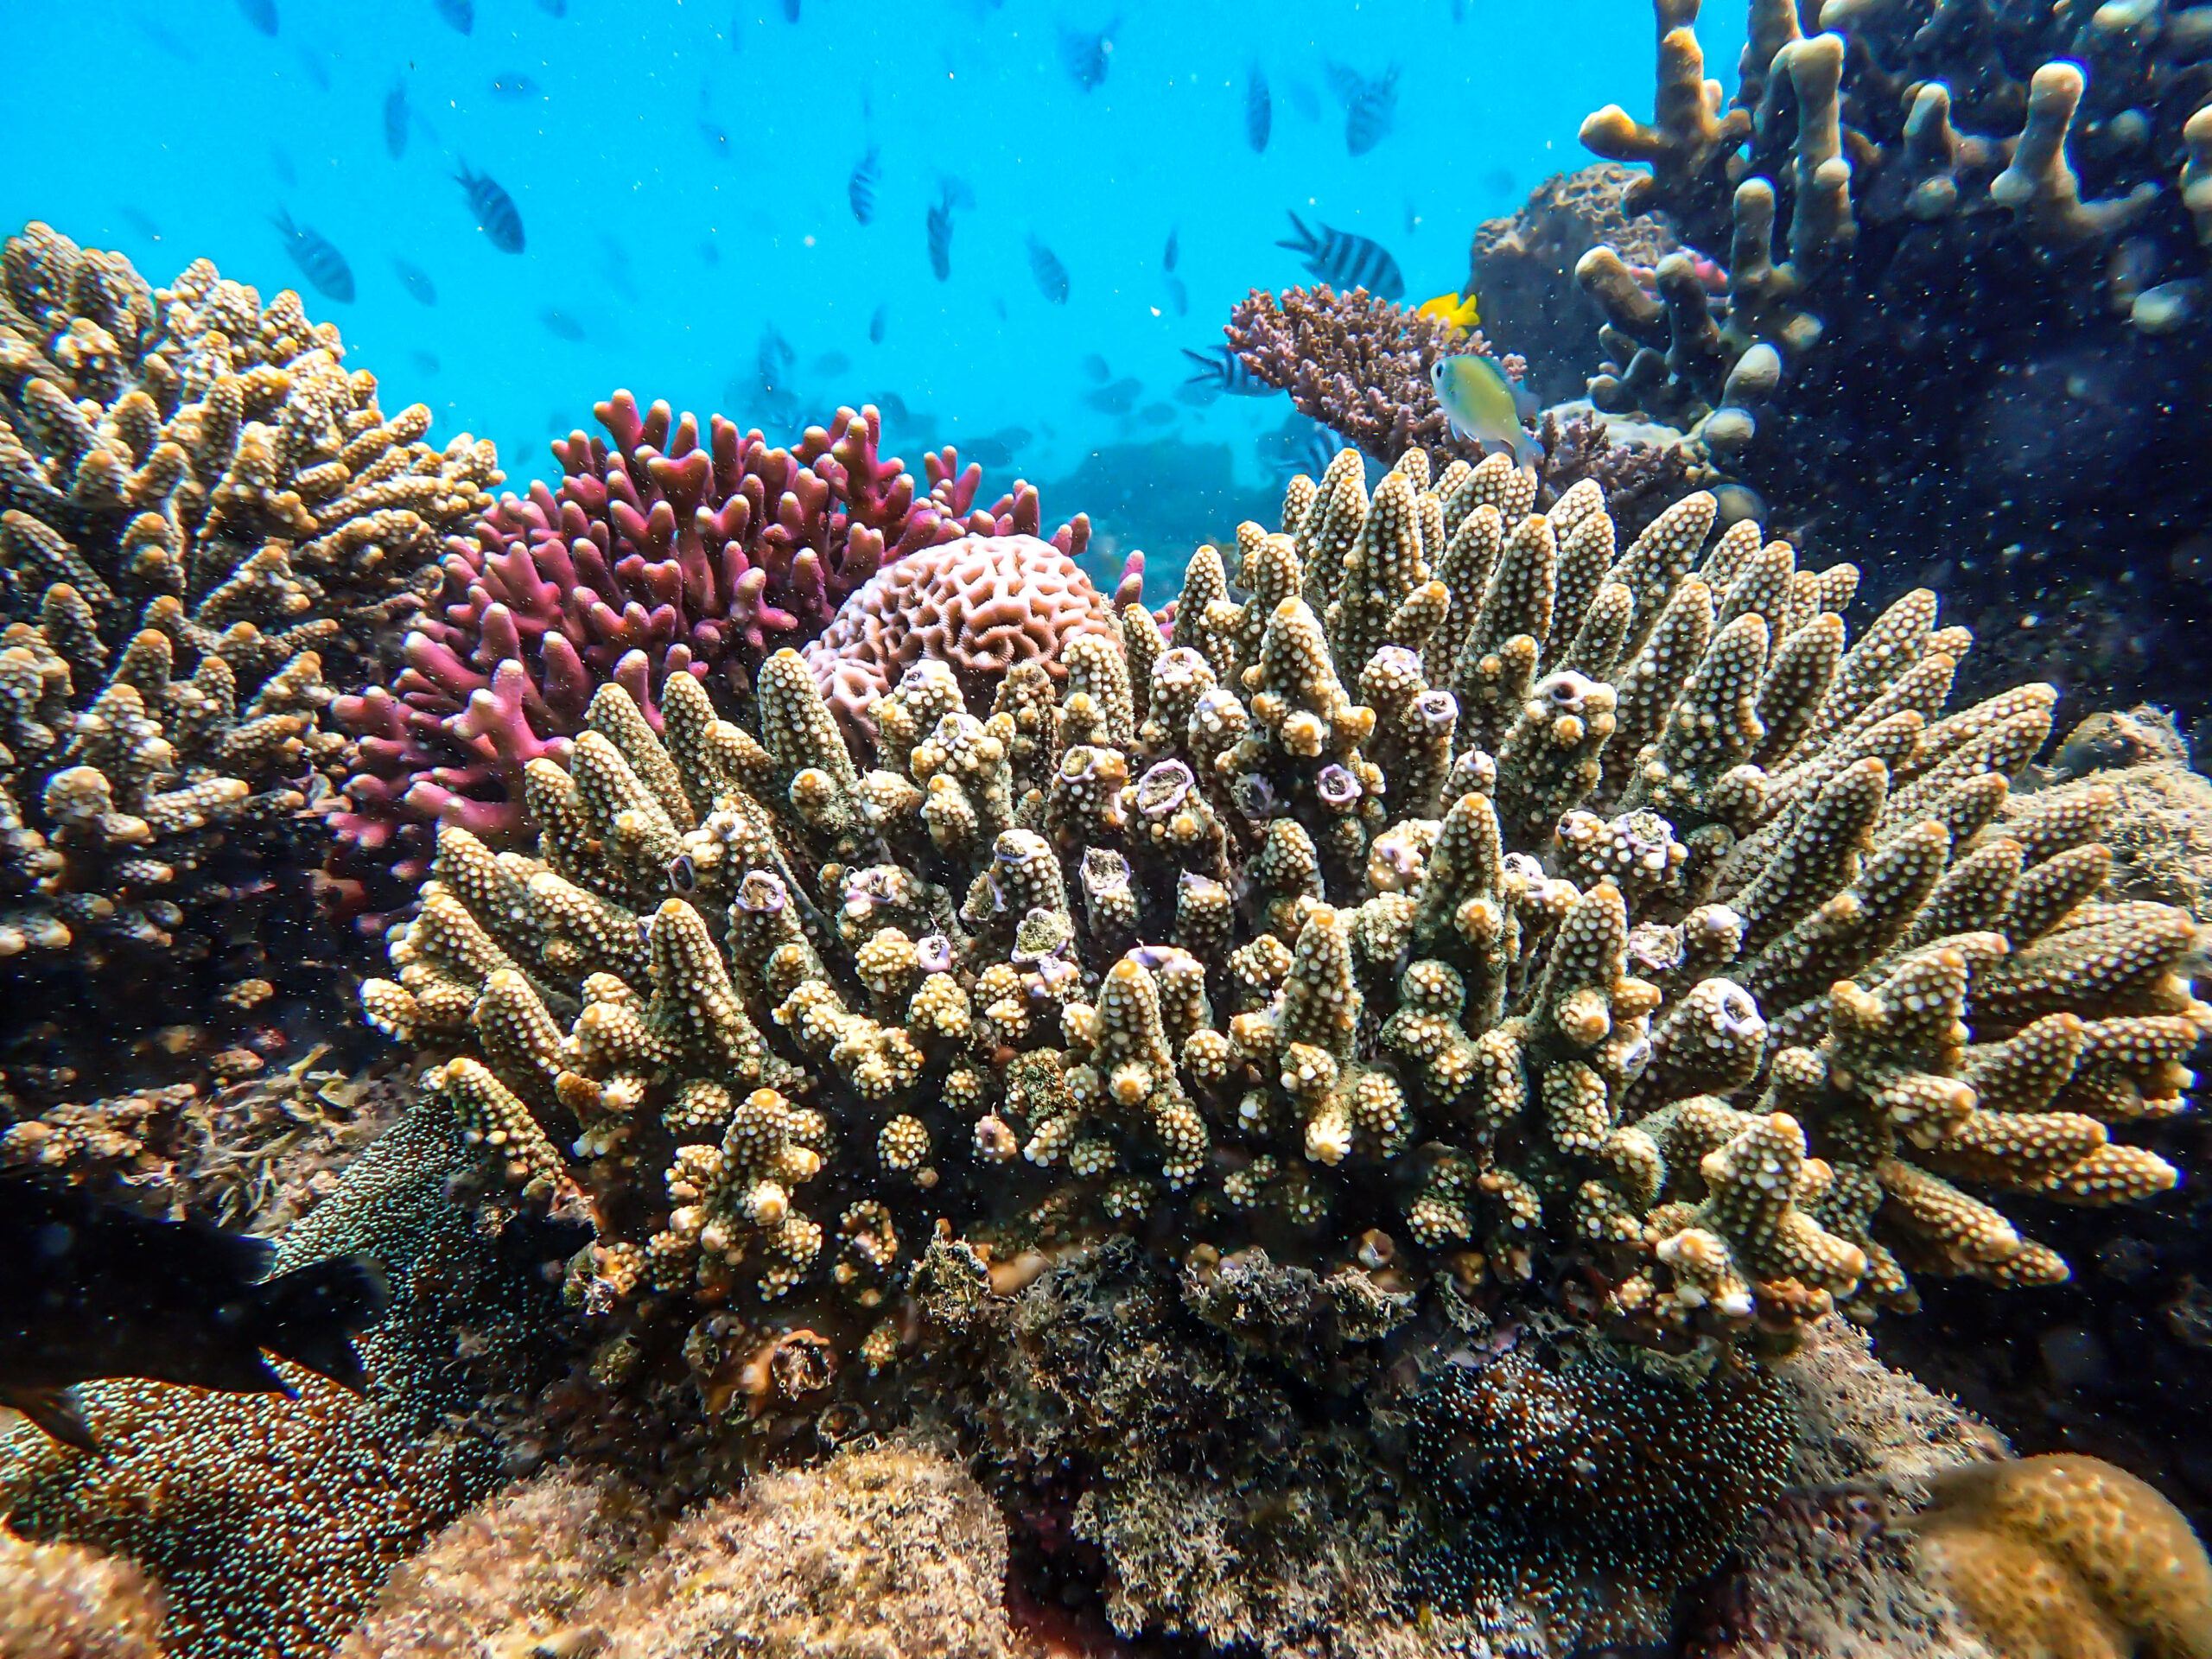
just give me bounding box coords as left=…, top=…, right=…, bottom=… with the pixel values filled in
left=1903, top=1454, right=2212, bottom=1659
left=0, top=220, right=499, bottom=968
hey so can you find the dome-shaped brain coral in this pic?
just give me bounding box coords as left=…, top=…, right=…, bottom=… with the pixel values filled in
left=800, top=531, right=1131, bottom=746
left=1903, top=1453, right=2212, bottom=1659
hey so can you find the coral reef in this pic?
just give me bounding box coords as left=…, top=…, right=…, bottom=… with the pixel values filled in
left=334, top=391, right=1088, bottom=871
left=0, top=221, right=499, bottom=973
left=344, top=1443, right=1028, bottom=1659
left=1573, top=0, right=2212, bottom=725
left=1465, top=164, right=1681, bottom=405
left=360, top=446, right=2200, bottom=1358
left=1222, top=285, right=1697, bottom=540
left=1898, top=1453, right=2212, bottom=1659
left=0, top=1047, right=406, bottom=1229
left=0, top=1528, right=168, bottom=1659
left=803, top=531, right=1135, bottom=745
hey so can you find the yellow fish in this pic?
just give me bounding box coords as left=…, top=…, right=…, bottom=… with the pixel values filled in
left=1415, top=290, right=1481, bottom=331
left=1429, top=352, right=1540, bottom=467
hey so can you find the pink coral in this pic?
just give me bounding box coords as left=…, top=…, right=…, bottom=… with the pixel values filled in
left=802, top=533, right=1137, bottom=744
left=331, top=392, right=1086, bottom=872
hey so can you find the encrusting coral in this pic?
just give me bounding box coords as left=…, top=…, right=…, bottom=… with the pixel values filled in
left=334, top=391, right=1090, bottom=874
left=0, top=1528, right=168, bottom=1659
left=341, top=1443, right=1027, bottom=1659
left=0, top=221, right=500, bottom=970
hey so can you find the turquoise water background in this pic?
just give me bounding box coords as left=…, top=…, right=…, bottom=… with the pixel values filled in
left=5, top=0, right=1744, bottom=580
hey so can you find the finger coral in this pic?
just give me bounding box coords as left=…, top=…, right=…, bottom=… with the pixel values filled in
left=359, top=444, right=2200, bottom=1378
left=0, top=220, right=501, bottom=973
left=1900, top=1453, right=2212, bottom=1659
left=334, top=392, right=1089, bottom=874
left=1573, top=0, right=2212, bottom=723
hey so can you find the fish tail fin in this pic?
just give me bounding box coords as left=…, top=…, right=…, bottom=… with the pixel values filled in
left=270, top=207, right=296, bottom=237
left=0, top=1385, right=101, bottom=1453
left=251, top=1254, right=391, bottom=1392
left=1276, top=211, right=1313, bottom=255
left=452, top=157, right=473, bottom=186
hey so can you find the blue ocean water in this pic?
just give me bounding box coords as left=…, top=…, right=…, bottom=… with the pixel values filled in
left=3, top=0, right=1741, bottom=588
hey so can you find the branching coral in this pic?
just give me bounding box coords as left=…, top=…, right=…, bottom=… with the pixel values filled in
left=0, top=221, right=499, bottom=969
left=0, top=1529, right=167, bottom=1659
left=1572, top=0, right=2212, bottom=725
left=353, top=442, right=2202, bottom=1391
left=334, top=392, right=1088, bottom=873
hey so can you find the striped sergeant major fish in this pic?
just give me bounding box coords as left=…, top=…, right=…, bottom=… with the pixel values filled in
left=1276, top=212, right=1404, bottom=302
left=270, top=209, right=354, bottom=302
left=1181, top=344, right=1272, bottom=396
left=454, top=162, right=525, bottom=253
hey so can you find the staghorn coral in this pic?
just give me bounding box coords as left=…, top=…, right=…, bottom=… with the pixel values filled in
left=350, top=446, right=2206, bottom=1649
left=802, top=531, right=1135, bottom=746
left=0, top=1528, right=168, bottom=1659
left=1898, top=1453, right=2212, bottom=1659
left=334, top=392, right=1089, bottom=872
left=0, top=221, right=499, bottom=969
left=1573, top=0, right=2212, bottom=725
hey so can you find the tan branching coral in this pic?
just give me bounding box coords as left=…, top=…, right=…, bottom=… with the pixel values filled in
left=359, top=443, right=2201, bottom=1382
left=0, top=221, right=499, bottom=968
left=0, top=1529, right=167, bottom=1659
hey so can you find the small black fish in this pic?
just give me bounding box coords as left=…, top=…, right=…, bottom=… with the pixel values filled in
left=455, top=162, right=525, bottom=253
left=410, top=348, right=442, bottom=374
left=1059, top=17, right=1118, bottom=92
left=238, top=0, right=278, bottom=35
left=434, top=0, right=474, bottom=34
left=384, top=79, right=409, bottom=160
left=1274, top=422, right=1342, bottom=481
left=1327, top=61, right=1400, bottom=157
left=1082, top=353, right=1110, bottom=384
left=701, top=240, right=721, bottom=266
left=1452, top=0, right=1465, bottom=20
left=116, top=207, right=161, bottom=240
left=783, top=0, right=800, bottom=18
left=879, top=389, right=912, bottom=423
left=490, top=72, right=539, bottom=100
left=1277, top=212, right=1404, bottom=301
left=1028, top=235, right=1070, bottom=304
left=392, top=257, right=438, bottom=304
left=926, top=185, right=957, bottom=283
left=758, top=326, right=796, bottom=397
left=1480, top=166, right=1516, bottom=200
left=1084, top=376, right=1142, bottom=416
left=537, top=0, right=568, bottom=13
left=811, top=350, right=852, bottom=377
left=270, top=147, right=297, bottom=188
left=849, top=146, right=880, bottom=226
left=1244, top=62, right=1270, bottom=153
left=1163, top=274, right=1188, bottom=317
left=540, top=308, right=585, bottom=341
left=0, top=1175, right=391, bottom=1450
left=1182, top=343, right=1271, bottom=395
left=271, top=209, right=355, bottom=302
left=1163, top=226, right=1179, bottom=272
left=295, top=45, right=331, bottom=90
left=1139, top=402, right=1176, bottom=427
left=869, top=303, right=887, bottom=345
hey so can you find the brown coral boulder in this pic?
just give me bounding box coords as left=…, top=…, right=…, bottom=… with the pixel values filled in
left=801, top=533, right=1117, bottom=744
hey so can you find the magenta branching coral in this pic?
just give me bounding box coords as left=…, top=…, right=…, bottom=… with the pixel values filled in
left=333, top=392, right=1088, bottom=872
